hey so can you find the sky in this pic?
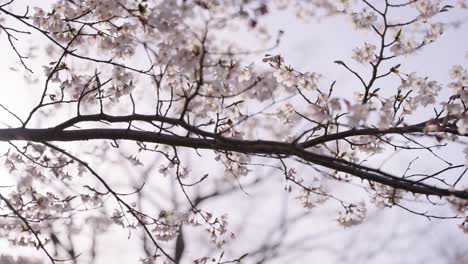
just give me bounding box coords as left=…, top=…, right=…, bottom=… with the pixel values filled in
left=0, top=1, right=467, bottom=263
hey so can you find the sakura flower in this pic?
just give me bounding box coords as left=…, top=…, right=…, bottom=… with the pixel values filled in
left=414, top=80, right=441, bottom=107
left=248, top=73, right=276, bottom=101
left=399, top=73, right=441, bottom=107
left=216, top=152, right=251, bottom=177
left=112, top=34, right=136, bottom=57
left=296, top=187, right=328, bottom=209
left=275, top=102, right=300, bottom=126
left=189, top=90, right=222, bottom=117
left=337, top=202, right=367, bottom=227
left=354, top=136, right=385, bottom=154
left=111, top=67, right=135, bottom=97
left=351, top=9, right=377, bottom=29
left=238, top=63, right=254, bottom=82
left=347, top=103, right=369, bottom=127
left=274, top=68, right=297, bottom=88
left=448, top=65, right=468, bottom=93
left=413, top=0, right=440, bottom=20
left=390, top=33, right=419, bottom=56
left=32, top=7, right=47, bottom=28
left=425, top=23, right=444, bottom=42
left=146, top=3, right=181, bottom=32
left=36, top=194, right=51, bottom=210
left=153, top=211, right=183, bottom=241
left=308, top=104, right=329, bottom=124
left=448, top=194, right=468, bottom=214
left=378, top=100, right=394, bottom=129
left=112, top=67, right=132, bottom=87
left=449, top=65, right=466, bottom=79
left=99, top=23, right=136, bottom=58
left=370, top=183, right=402, bottom=208
left=205, top=213, right=233, bottom=248
left=443, top=103, right=463, bottom=115
left=390, top=41, right=406, bottom=56
left=91, top=0, right=121, bottom=20
left=352, top=43, right=377, bottom=64
left=398, top=72, right=418, bottom=90
left=447, top=194, right=468, bottom=232
left=298, top=72, right=320, bottom=90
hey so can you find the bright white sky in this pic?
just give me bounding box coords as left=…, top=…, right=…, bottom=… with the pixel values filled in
left=0, top=1, right=467, bottom=263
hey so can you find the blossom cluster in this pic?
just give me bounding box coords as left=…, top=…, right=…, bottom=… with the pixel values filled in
left=153, top=210, right=186, bottom=241
left=369, top=183, right=403, bottom=208
left=351, top=43, right=377, bottom=64
left=390, top=36, right=419, bottom=56
left=447, top=195, right=468, bottom=233
left=413, top=0, right=442, bottom=20
left=398, top=73, right=442, bottom=108
left=271, top=64, right=320, bottom=92
left=297, top=188, right=329, bottom=209
left=275, top=102, right=300, bottom=126
left=215, top=152, right=252, bottom=178
left=292, top=174, right=329, bottom=209
left=351, top=9, right=377, bottom=29
left=204, top=212, right=233, bottom=248
left=448, top=65, right=468, bottom=93
left=337, top=202, right=367, bottom=227
left=346, top=103, right=370, bottom=128
left=0, top=0, right=466, bottom=262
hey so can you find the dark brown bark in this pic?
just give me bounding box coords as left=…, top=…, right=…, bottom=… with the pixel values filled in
left=1, top=117, right=467, bottom=200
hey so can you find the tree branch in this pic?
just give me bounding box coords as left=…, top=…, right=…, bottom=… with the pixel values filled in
left=0, top=125, right=466, bottom=200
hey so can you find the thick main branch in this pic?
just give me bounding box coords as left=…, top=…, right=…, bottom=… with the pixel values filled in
left=1, top=125, right=466, bottom=200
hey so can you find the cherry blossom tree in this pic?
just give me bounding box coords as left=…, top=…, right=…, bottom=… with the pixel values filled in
left=0, top=0, right=467, bottom=263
